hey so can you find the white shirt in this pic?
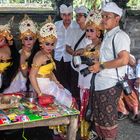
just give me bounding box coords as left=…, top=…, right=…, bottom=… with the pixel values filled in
left=67, top=28, right=92, bottom=89
left=66, top=28, right=91, bottom=61
left=66, top=28, right=84, bottom=49
left=95, top=26, right=130, bottom=91
left=76, top=64, right=93, bottom=89
left=54, top=20, right=79, bottom=62
left=136, top=63, right=140, bottom=78
left=126, top=65, right=136, bottom=80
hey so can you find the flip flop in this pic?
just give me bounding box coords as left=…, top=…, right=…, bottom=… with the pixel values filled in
left=131, top=114, right=140, bottom=123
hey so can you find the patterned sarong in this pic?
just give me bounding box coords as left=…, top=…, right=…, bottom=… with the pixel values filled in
left=92, top=85, right=122, bottom=139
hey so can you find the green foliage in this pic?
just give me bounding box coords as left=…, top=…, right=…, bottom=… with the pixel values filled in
left=73, top=0, right=101, bottom=10
left=73, top=0, right=140, bottom=9
left=2, top=0, right=140, bottom=10
left=127, top=0, right=140, bottom=6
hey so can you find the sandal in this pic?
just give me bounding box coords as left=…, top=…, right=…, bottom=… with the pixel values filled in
left=88, top=130, right=98, bottom=140
left=131, top=114, right=140, bottom=122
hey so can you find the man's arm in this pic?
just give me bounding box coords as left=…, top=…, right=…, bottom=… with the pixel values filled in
left=89, top=50, right=129, bottom=73
left=66, top=45, right=75, bottom=55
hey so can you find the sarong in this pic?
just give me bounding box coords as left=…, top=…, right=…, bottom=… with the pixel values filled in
left=92, top=85, right=122, bottom=139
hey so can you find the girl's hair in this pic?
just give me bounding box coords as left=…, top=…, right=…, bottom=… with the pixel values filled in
left=100, top=30, right=104, bottom=41
left=0, top=40, right=20, bottom=93
left=25, top=39, right=40, bottom=92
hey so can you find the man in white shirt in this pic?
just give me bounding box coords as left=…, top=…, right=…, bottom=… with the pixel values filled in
left=65, top=6, right=91, bottom=104
left=89, top=2, right=130, bottom=140
left=54, top=4, right=78, bottom=91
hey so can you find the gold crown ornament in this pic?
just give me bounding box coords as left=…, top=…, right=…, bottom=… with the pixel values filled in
left=38, top=16, right=57, bottom=43
left=19, top=15, right=38, bottom=39
left=85, top=9, right=103, bottom=30
left=0, top=17, right=14, bottom=41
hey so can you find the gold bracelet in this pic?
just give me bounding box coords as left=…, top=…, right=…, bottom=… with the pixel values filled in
left=99, top=62, right=105, bottom=70
left=21, top=62, right=28, bottom=70
left=32, top=63, right=40, bottom=68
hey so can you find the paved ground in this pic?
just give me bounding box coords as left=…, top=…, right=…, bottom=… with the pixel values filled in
left=0, top=118, right=140, bottom=140
left=117, top=118, right=140, bottom=140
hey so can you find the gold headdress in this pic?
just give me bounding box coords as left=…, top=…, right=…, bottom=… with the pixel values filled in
left=85, top=9, right=103, bottom=30
left=38, top=16, right=57, bottom=43
left=0, top=17, right=14, bottom=41
left=19, top=15, right=38, bottom=39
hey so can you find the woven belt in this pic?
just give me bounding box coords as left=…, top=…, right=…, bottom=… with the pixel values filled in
left=36, top=73, right=52, bottom=78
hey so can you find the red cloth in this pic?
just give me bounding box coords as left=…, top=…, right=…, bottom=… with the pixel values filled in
left=80, top=89, right=90, bottom=120
left=38, top=95, right=54, bottom=107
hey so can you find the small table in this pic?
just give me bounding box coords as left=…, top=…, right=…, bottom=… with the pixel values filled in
left=0, top=114, right=78, bottom=140
left=0, top=102, right=79, bottom=140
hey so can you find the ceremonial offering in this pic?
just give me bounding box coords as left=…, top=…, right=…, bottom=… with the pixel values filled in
left=0, top=96, right=79, bottom=132
left=0, top=110, right=11, bottom=124
left=24, top=91, right=37, bottom=103
left=0, top=93, right=23, bottom=110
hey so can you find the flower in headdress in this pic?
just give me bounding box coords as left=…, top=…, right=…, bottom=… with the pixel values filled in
left=86, top=9, right=103, bottom=30
left=19, top=15, right=38, bottom=39
left=39, top=16, right=57, bottom=43
left=0, top=17, right=14, bottom=41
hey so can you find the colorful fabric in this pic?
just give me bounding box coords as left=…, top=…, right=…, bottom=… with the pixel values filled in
left=80, top=89, right=90, bottom=120
left=92, top=85, right=122, bottom=139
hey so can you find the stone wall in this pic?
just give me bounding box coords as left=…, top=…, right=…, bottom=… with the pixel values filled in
left=123, top=11, right=140, bottom=59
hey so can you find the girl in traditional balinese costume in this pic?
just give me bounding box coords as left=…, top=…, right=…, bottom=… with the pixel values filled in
left=73, top=9, right=104, bottom=139
left=19, top=15, right=40, bottom=92
left=29, top=18, right=76, bottom=108
left=0, top=17, right=20, bottom=94
left=19, top=16, right=54, bottom=139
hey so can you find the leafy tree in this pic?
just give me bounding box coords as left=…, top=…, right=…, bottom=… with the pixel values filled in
left=73, top=0, right=101, bottom=10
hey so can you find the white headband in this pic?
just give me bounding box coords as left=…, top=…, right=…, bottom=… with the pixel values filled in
left=102, top=2, right=123, bottom=17
left=75, top=6, right=89, bottom=15
left=60, top=4, right=73, bottom=14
